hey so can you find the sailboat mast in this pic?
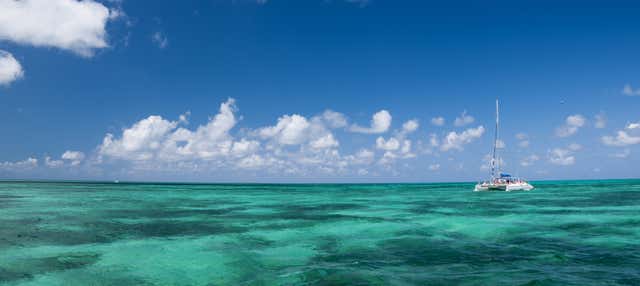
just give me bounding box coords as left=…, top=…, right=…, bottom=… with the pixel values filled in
left=496, top=99, right=500, bottom=175
left=491, top=99, right=499, bottom=179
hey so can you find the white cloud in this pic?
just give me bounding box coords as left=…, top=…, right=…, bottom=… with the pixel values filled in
left=321, top=110, right=348, bottom=129
left=231, top=139, right=260, bottom=157
left=376, top=137, right=400, bottom=151
left=346, top=149, right=375, bottom=166
left=152, top=31, right=168, bottom=49
left=402, top=119, right=419, bottom=134
left=496, top=139, right=506, bottom=149
left=374, top=119, right=419, bottom=163
left=259, top=114, right=311, bottom=145
left=100, top=98, right=238, bottom=161
left=440, top=126, right=485, bottom=151
left=555, top=114, right=585, bottom=137
left=70, top=101, right=492, bottom=177
left=622, top=84, right=640, bottom=96
left=520, top=154, right=539, bottom=167
left=96, top=99, right=385, bottom=176
left=626, top=122, right=640, bottom=130
left=100, top=115, right=180, bottom=161
left=0, top=51, right=23, bottom=86
left=430, top=116, right=445, bottom=126
left=350, top=110, right=391, bottom=134
left=548, top=148, right=575, bottom=166
left=0, top=0, right=116, bottom=57
left=453, top=111, right=474, bottom=127
left=0, top=157, right=38, bottom=170
left=594, top=113, right=606, bottom=129
left=259, top=112, right=344, bottom=154
left=309, top=134, right=339, bottom=150
left=602, top=130, right=640, bottom=147
left=400, top=140, right=413, bottom=156
left=236, top=154, right=265, bottom=169
left=428, top=163, right=440, bottom=171
left=518, top=140, right=530, bottom=148
left=62, top=150, right=85, bottom=166
left=45, top=156, right=64, bottom=168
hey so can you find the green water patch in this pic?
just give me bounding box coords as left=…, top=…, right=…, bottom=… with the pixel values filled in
left=102, top=205, right=248, bottom=220
left=0, top=252, right=100, bottom=283
left=1, top=180, right=639, bottom=285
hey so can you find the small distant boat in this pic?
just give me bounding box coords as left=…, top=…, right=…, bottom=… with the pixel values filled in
left=475, top=100, right=533, bottom=192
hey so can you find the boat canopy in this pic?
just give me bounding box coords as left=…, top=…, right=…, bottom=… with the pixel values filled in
left=500, top=173, right=511, bottom=178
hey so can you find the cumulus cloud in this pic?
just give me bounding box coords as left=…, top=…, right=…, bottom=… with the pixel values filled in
left=428, top=163, right=440, bottom=171
left=402, top=119, right=419, bottom=134
left=44, top=151, right=85, bottom=168
left=626, top=122, right=640, bottom=130
left=453, top=111, right=474, bottom=127
left=430, top=116, right=445, bottom=126
left=622, top=84, right=640, bottom=96
left=373, top=118, right=419, bottom=164
left=0, top=157, right=38, bottom=170
left=258, top=114, right=311, bottom=145
left=95, top=99, right=389, bottom=176
left=350, top=110, right=391, bottom=134
left=62, top=150, right=86, bottom=166
left=376, top=137, right=400, bottom=151
left=321, top=110, right=348, bottom=129
left=548, top=148, right=575, bottom=166
left=100, top=99, right=239, bottom=161
left=230, top=139, right=260, bottom=157
left=100, top=115, right=180, bottom=161
left=555, top=114, right=585, bottom=137
left=309, top=134, right=339, bottom=150
left=602, top=130, right=640, bottom=147
left=0, top=51, right=23, bottom=86
left=345, top=149, right=375, bottom=166
left=440, top=126, right=485, bottom=152
left=0, top=0, right=117, bottom=57
left=45, top=156, right=64, bottom=168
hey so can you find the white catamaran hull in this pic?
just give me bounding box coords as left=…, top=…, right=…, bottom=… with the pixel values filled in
left=474, top=182, right=534, bottom=192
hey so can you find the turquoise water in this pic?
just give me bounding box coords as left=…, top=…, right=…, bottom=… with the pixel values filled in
left=0, top=180, right=639, bottom=285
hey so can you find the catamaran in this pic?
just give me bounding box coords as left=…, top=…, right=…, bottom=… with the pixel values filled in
left=474, top=100, right=534, bottom=192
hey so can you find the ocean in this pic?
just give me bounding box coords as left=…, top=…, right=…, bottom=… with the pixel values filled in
left=0, top=180, right=639, bottom=285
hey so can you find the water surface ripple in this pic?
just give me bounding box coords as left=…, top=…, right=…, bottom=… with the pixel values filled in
left=1, top=180, right=639, bottom=285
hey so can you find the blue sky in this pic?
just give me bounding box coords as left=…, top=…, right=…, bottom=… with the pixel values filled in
left=0, top=0, right=639, bottom=182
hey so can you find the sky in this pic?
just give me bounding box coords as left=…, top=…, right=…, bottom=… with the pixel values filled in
left=0, top=0, right=639, bottom=182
